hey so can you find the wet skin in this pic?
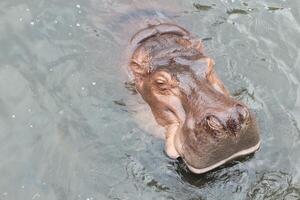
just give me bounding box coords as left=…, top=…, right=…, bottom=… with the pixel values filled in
left=128, top=23, right=260, bottom=174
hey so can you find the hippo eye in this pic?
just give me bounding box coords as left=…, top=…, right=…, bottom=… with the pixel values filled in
left=155, top=79, right=167, bottom=85
left=154, top=77, right=170, bottom=91
left=153, top=71, right=172, bottom=90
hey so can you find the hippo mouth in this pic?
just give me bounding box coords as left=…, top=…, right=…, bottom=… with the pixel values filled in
left=184, top=141, right=260, bottom=174
left=173, top=115, right=261, bottom=174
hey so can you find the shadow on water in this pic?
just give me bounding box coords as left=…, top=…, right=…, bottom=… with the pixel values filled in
left=174, top=155, right=255, bottom=187
left=0, top=0, right=300, bottom=199
left=193, top=3, right=214, bottom=12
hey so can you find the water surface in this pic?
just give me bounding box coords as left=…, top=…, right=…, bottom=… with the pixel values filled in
left=0, top=0, right=300, bottom=199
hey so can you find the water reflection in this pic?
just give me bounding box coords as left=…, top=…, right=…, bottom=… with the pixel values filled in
left=0, top=0, right=300, bottom=199
left=248, top=171, right=300, bottom=200
left=175, top=155, right=255, bottom=188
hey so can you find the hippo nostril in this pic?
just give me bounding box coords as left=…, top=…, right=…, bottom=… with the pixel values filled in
left=235, top=104, right=249, bottom=123
left=205, top=115, right=223, bottom=131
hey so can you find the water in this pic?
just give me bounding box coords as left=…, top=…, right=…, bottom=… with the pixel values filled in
left=0, top=0, right=300, bottom=199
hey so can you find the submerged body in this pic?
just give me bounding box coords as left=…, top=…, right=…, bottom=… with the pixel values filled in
left=128, top=23, right=260, bottom=174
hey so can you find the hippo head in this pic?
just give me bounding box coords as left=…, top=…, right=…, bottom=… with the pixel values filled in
left=129, top=23, right=260, bottom=174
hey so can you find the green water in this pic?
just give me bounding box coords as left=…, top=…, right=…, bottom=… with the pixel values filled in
left=0, top=0, right=300, bottom=199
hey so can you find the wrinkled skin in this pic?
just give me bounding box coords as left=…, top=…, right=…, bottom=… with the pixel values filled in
left=128, top=23, right=260, bottom=174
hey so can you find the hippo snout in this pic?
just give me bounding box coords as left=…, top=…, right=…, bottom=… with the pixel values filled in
left=202, top=104, right=250, bottom=135
left=177, top=105, right=260, bottom=174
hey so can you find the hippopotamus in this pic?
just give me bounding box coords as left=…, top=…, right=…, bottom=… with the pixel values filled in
left=128, top=23, right=260, bottom=174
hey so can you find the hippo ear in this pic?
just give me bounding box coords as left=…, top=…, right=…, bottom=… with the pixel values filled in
left=129, top=59, right=149, bottom=79
left=201, top=57, right=215, bottom=68
left=197, top=58, right=230, bottom=95
left=190, top=38, right=204, bottom=52
left=191, top=57, right=215, bottom=77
